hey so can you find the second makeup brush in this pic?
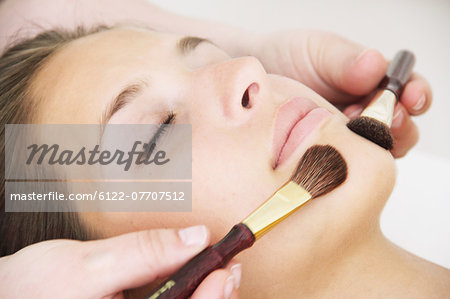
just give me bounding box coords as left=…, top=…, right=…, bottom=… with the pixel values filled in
left=347, top=50, right=415, bottom=150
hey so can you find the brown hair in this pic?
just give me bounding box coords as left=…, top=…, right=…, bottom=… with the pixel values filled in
left=0, top=26, right=108, bottom=256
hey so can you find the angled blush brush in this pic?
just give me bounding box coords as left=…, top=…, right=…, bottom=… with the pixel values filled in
left=347, top=50, right=415, bottom=150
left=146, top=145, right=347, bottom=299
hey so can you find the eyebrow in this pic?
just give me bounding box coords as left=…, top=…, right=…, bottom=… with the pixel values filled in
left=177, top=36, right=215, bottom=55
left=101, top=80, right=147, bottom=125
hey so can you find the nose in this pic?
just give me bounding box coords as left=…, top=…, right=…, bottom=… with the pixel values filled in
left=194, top=56, right=266, bottom=125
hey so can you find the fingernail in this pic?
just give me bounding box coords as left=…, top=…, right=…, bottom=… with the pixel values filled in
left=178, top=225, right=207, bottom=246
left=353, top=48, right=371, bottom=66
left=224, top=276, right=235, bottom=299
left=347, top=107, right=363, bottom=119
left=391, top=108, right=404, bottom=129
left=230, top=264, right=242, bottom=288
left=413, top=94, right=426, bottom=112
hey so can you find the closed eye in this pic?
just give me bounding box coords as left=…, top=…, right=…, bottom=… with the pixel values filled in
left=149, top=112, right=175, bottom=145
left=138, top=112, right=175, bottom=162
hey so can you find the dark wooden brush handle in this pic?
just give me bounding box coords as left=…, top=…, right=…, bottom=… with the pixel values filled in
left=378, top=50, right=415, bottom=98
left=145, top=223, right=255, bottom=299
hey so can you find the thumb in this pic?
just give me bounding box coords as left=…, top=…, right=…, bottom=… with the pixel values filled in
left=82, top=225, right=209, bottom=295
left=305, top=30, right=387, bottom=102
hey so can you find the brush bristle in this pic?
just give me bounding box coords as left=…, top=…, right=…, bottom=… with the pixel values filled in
left=290, top=145, right=347, bottom=198
left=347, top=116, right=394, bottom=150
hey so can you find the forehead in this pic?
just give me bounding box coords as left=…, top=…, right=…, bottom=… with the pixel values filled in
left=30, top=28, right=180, bottom=123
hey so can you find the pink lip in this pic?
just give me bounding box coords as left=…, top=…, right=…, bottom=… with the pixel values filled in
left=272, top=97, right=332, bottom=168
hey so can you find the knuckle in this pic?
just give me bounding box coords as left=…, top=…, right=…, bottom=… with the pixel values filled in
left=136, top=229, right=170, bottom=274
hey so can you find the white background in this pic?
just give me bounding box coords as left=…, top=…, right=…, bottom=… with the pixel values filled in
left=149, top=0, right=450, bottom=268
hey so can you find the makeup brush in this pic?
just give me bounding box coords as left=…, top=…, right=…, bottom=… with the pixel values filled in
left=146, top=145, right=347, bottom=299
left=347, top=50, right=415, bottom=150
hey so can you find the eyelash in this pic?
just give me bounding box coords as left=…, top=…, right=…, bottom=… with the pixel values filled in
left=149, top=112, right=175, bottom=145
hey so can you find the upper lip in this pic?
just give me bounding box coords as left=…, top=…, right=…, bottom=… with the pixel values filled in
left=272, top=97, right=319, bottom=168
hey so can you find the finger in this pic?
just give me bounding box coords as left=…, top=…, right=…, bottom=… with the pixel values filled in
left=224, top=259, right=241, bottom=274
left=390, top=104, right=419, bottom=158
left=191, top=267, right=241, bottom=299
left=399, top=73, right=432, bottom=116
left=306, top=31, right=387, bottom=103
left=339, top=48, right=387, bottom=98
left=343, top=104, right=363, bottom=119
left=224, top=260, right=242, bottom=292
left=82, top=225, right=210, bottom=295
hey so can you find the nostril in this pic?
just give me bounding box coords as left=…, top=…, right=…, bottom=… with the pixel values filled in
left=241, top=82, right=259, bottom=109
left=241, top=88, right=250, bottom=108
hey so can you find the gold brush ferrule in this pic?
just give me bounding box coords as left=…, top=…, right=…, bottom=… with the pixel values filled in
left=360, top=89, right=397, bottom=127
left=242, top=181, right=311, bottom=240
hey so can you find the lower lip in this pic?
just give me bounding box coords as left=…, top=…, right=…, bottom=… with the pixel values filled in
left=276, top=107, right=332, bottom=167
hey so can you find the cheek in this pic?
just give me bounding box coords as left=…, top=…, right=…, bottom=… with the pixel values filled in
left=191, top=139, right=261, bottom=220
left=190, top=131, right=282, bottom=237
left=317, top=117, right=396, bottom=222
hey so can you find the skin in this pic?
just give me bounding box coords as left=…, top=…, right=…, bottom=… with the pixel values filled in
left=27, top=27, right=449, bottom=298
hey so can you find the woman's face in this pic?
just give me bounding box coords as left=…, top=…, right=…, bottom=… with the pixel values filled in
left=31, top=26, right=395, bottom=285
